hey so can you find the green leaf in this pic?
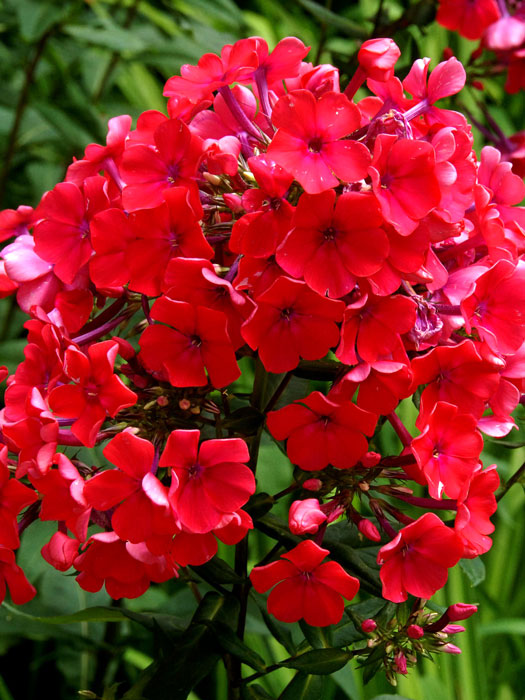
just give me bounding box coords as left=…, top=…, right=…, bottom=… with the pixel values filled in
left=1, top=603, right=128, bottom=625
left=125, top=592, right=239, bottom=700
left=191, top=556, right=244, bottom=584
left=279, top=672, right=326, bottom=700
left=294, top=0, right=368, bottom=38
left=478, top=619, right=525, bottom=636
left=245, top=492, right=275, bottom=520
left=279, top=648, right=352, bottom=675
left=241, top=684, right=275, bottom=700
left=370, top=696, right=414, bottom=700
left=204, top=620, right=267, bottom=672
left=63, top=23, right=146, bottom=54
left=460, top=558, right=486, bottom=587
left=222, top=406, right=265, bottom=434
left=299, top=620, right=331, bottom=649
left=256, top=602, right=297, bottom=656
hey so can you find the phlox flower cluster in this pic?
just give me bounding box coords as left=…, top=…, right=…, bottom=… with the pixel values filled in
left=435, top=0, right=525, bottom=175
left=0, top=33, right=523, bottom=676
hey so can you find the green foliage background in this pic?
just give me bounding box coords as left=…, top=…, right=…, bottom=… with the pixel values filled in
left=0, top=0, right=524, bottom=698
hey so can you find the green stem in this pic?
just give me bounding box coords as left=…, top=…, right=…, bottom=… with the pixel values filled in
left=496, top=460, right=525, bottom=502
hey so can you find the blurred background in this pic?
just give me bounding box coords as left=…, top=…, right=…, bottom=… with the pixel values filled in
left=0, top=1, right=524, bottom=698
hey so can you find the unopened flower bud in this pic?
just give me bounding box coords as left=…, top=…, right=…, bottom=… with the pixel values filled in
left=358, top=38, right=401, bottom=81
left=202, top=172, right=222, bottom=186
left=394, top=650, right=408, bottom=675
left=358, top=518, right=381, bottom=542
left=361, top=618, right=377, bottom=633
left=407, top=624, right=424, bottom=640
left=223, top=193, right=243, bottom=213
left=303, top=478, right=322, bottom=491
left=179, top=398, right=191, bottom=411
left=446, top=603, right=478, bottom=621
left=442, top=624, right=465, bottom=635
left=289, top=498, right=327, bottom=535
left=156, top=396, right=169, bottom=407
left=442, top=643, right=462, bottom=655
left=361, top=451, right=381, bottom=467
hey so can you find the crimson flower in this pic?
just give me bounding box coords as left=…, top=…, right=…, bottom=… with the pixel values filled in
left=0, top=547, right=36, bottom=605
left=48, top=341, right=138, bottom=447
left=250, top=540, right=359, bottom=626
left=121, top=118, right=202, bottom=211
left=159, top=429, right=255, bottom=534
left=436, top=0, right=500, bottom=40
left=241, top=276, right=344, bottom=373
left=267, top=89, right=371, bottom=194
left=276, top=190, right=388, bottom=298
left=159, top=430, right=255, bottom=533
left=369, top=134, right=441, bottom=236
left=410, top=402, right=483, bottom=500
left=138, top=296, right=240, bottom=388
left=377, top=512, right=464, bottom=603
left=83, top=429, right=174, bottom=546
left=267, top=390, right=377, bottom=471
left=0, top=446, right=38, bottom=549
left=455, top=464, right=499, bottom=558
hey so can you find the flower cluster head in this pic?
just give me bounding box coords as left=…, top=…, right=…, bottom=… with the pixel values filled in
left=0, top=32, right=522, bottom=683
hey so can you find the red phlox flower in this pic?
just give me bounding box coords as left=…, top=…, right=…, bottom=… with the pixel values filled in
left=126, top=187, right=212, bottom=297
left=336, top=291, right=416, bottom=365
left=477, top=146, right=525, bottom=230
left=74, top=531, right=177, bottom=599
left=121, top=118, right=202, bottom=211
left=430, top=126, right=476, bottom=224
left=0, top=446, right=38, bottom=549
left=358, top=38, right=401, bottom=82
left=288, top=498, right=327, bottom=534
left=89, top=208, right=135, bottom=291
left=241, top=276, right=344, bottom=373
left=233, top=253, right=288, bottom=298
left=410, top=401, right=483, bottom=500
left=505, top=48, right=525, bottom=95
left=138, top=296, right=240, bottom=388
left=0, top=546, right=36, bottom=605
left=162, top=257, right=254, bottom=349
left=403, top=57, right=467, bottom=128
left=455, top=464, right=499, bottom=558
left=267, top=89, right=371, bottom=194
left=169, top=509, right=253, bottom=566
left=411, top=339, right=501, bottom=426
left=41, top=531, right=81, bottom=572
left=0, top=205, right=34, bottom=242
left=436, top=0, right=500, bottom=40
left=377, top=512, right=464, bottom=602
left=250, top=539, right=359, bottom=626
left=33, top=176, right=110, bottom=285
left=48, top=340, right=138, bottom=447
left=332, top=342, right=413, bottom=415
left=267, top=390, right=377, bottom=471
left=229, top=155, right=294, bottom=258
left=163, top=38, right=259, bottom=103
left=83, top=429, right=174, bottom=548
left=369, top=134, right=441, bottom=236
left=159, top=429, right=254, bottom=534
left=276, top=190, right=388, bottom=298
left=484, top=15, right=525, bottom=50
left=250, top=36, right=309, bottom=87
left=30, top=452, right=90, bottom=542
left=460, top=259, right=525, bottom=355
left=287, top=61, right=340, bottom=98
left=1, top=387, right=58, bottom=479
left=66, top=115, right=131, bottom=188
left=3, top=233, right=92, bottom=331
